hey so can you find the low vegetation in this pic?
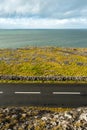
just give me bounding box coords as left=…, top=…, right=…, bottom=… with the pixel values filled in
left=0, top=47, right=87, bottom=82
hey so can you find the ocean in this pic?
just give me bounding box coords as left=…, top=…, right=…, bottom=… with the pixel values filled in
left=0, top=29, right=87, bottom=48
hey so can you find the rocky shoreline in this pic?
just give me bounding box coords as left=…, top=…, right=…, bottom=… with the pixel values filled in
left=0, top=106, right=87, bottom=130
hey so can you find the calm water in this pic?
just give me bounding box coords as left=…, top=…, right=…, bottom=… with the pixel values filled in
left=0, top=29, right=87, bottom=48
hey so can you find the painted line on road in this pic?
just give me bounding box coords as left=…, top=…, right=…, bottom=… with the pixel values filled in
left=0, top=91, right=3, bottom=94
left=53, top=92, right=80, bottom=95
left=14, top=92, right=41, bottom=94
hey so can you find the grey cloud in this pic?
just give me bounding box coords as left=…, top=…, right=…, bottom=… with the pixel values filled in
left=0, top=0, right=87, bottom=19
left=38, top=0, right=87, bottom=19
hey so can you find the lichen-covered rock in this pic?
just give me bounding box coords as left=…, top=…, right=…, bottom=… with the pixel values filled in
left=0, top=107, right=87, bottom=130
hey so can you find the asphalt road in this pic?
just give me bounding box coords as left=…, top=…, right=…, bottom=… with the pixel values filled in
left=0, top=83, right=87, bottom=107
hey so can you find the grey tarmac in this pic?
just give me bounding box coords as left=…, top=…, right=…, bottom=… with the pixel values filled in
left=0, top=83, right=87, bottom=107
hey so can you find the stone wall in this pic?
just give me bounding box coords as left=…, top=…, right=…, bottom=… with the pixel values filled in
left=0, top=75, right=87, bottom=81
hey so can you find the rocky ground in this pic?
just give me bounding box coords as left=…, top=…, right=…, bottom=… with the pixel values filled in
left=0, top=106, right=87, bottom=130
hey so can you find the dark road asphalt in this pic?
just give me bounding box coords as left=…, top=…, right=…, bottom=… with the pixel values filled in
left=0, top=83, right=87, bottom=107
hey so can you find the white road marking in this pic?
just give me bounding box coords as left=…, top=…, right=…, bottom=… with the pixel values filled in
left=0, top=91, right=3, bottom=94
left=14, top=92, right=41, bottom=94
left=53, top=92, right=80, bottom=95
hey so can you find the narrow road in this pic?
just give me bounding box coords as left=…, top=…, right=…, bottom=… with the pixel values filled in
left=0, top=83, right=87, bottom=107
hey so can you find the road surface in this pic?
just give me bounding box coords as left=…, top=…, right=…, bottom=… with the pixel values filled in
left=0, top=83, right=87, bottom=107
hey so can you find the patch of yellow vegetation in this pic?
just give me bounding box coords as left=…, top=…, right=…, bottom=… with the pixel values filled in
left=0, top=80, right=87, bottom=83
left=0, top=47, right=87, bottom=77
left=32, top=106, right=71, bottom=113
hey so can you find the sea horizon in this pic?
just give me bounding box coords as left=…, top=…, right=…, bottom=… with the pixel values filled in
left=0, top=29, right=87, bottom=49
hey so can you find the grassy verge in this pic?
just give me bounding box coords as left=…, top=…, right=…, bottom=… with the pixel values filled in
left=20, top=106, right=72, bottom=112
left=0, top=79, right=87, bottom=83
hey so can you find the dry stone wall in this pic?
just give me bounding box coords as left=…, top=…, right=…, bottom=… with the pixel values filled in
left=0, top=75, right=87, bottom=81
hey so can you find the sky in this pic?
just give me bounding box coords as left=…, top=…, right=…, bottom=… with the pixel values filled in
left=0, top=0, right=87, bottom=29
